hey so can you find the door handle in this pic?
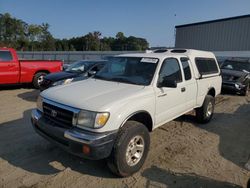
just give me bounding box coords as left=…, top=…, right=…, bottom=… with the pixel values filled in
left=8, top=64, right=15, bottom=67
left=181, top=87, right=186, bottom=92
left=158, top=93, right=167, bottom=97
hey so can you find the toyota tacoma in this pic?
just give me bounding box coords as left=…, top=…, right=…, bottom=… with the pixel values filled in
left=31, top=49, right=222, bottom=177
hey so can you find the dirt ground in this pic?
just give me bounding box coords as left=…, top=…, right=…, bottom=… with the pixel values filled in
left=0, top=86, right=249, bottom=188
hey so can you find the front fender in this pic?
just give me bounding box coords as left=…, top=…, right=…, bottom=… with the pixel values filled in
left=100, top=94, right=155, bottom=132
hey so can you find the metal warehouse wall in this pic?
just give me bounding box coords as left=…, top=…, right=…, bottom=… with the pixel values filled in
left=175, top=15, right=250, bottom=51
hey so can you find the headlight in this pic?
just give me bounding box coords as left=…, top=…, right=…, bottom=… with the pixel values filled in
left=235, top=83, right=240, bottom=89
left=77, top=110, right=96, bottom=128
left=77, top=110, right=109, bottom=129
left=37, top=95, right=43, bottom=112
left=52, top=78, right=74, bottom=86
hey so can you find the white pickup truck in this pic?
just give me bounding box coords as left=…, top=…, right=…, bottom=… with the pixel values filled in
left=31, top=49, right=222, bottom=177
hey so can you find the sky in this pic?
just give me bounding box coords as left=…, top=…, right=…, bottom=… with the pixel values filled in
left=1, top=0, right=250, bottom=47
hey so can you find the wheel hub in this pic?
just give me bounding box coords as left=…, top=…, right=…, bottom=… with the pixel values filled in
left=37, top=75, right=44, bottom=85
left=126, top=135, right=145, bottom=166
left=206, top=102, right=213, bottom=117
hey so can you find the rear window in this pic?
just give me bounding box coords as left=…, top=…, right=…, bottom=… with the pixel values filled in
left=195, top=58, right=219, bottom=75
left=0, top=51, right=13, bottom=61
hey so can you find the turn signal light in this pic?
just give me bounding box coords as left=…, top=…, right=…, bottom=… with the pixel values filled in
left=82, top=145, right=90, bottom=155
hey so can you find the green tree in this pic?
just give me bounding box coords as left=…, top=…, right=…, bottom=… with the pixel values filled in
left=55, top=39, right=63, bottom=51
left=116, top=32, right=125, bottom=40
left=28, top=24, right=42, bottom=50
left=40, top=23, right=55, bottom=51
left=69, top=44, right=75, bottom=51
left=113, top=32, right=130, bottom=50
left=0, top=13, right=30, bottom=49
left=126, top=36, right=149, bottom=51
left=0, top=13, right=149, bottom=51
left=84, top=31, right=102, bottom=51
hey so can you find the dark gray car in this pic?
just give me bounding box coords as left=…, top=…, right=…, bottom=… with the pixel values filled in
left=221, top=60, right=250, bottom=96
left=40, top=60, right=106, bottom=90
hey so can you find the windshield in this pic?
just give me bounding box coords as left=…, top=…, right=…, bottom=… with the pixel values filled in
left=94, top=57, right=158, bottom=85
left=65, top=61, right=96, bottom=73
left=221, top=61, right=250, bottom=73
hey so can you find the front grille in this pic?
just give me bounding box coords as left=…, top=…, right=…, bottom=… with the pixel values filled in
left=43, top=102, right=74, bottom=128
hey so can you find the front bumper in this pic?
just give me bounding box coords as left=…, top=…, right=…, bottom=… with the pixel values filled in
left=31, top=109, right=117, bottom=160
left=40, top=79, right=53, bottom=91
left=222, top=82, right=246, bottom=93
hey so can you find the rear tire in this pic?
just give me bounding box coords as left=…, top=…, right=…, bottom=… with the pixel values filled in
left=33, top=72, right=47, bottom=89
left=107, top=121, right=150, bottom=177
left=196, top=95, right=215, bottom=123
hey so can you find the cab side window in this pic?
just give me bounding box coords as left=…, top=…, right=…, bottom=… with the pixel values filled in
left=0, top=51, right=13, bottom=62
left=180, top=57, right=192, bottom=80
left=158, top=58, right=182, bottom=84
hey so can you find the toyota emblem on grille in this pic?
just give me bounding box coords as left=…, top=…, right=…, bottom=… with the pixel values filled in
left=51, top=110, right=57, bottom=117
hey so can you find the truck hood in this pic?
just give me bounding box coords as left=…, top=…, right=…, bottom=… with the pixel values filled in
left=41, top=78, right=148, bottom=111
left=221, top=69, right=247, bottom=82
left=45, top=71, right=81, bottom=82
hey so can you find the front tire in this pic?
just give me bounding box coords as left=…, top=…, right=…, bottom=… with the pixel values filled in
left=196, top=95, right=215, bottom=123
left=33, top=72, right=47, bottom=89
left=107, top=121, right=150, bottom=177
left=240, top=84, right=249, bottom=96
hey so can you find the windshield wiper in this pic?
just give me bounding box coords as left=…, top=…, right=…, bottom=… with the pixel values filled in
left=94, top=75, right=111, bottom=81
left=94, top=76, right=145, bottom=85
left=110, top=77, right=140, bottom=85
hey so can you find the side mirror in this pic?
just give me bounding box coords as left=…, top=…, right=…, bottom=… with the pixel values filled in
left=63, top=64, right=70, bottom=71
left=88, top=70, right=97, bottom=77
left=158, top=79, right=177, bottom=88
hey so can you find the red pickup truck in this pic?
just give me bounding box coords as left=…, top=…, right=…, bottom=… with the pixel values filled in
left=0, top=48, right=63, bottom=88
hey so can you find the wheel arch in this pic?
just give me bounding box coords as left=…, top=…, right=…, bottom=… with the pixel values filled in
left=32, top=70, right=50, bottom=81
left=34, top=70, right=50, bottom=75
left=120, top=110, right=153, bottom=132
left=207, top=87, right=216, bottom=97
